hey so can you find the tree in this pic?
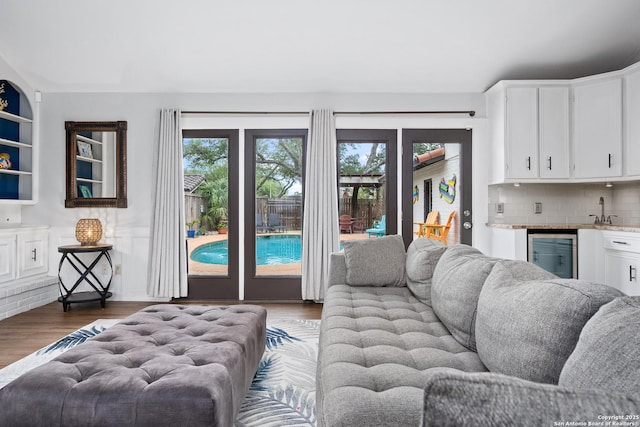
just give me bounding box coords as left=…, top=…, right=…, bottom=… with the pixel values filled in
left=255, top=138, right=303, bottom=197
left=338, top=143, right=386, bottom=217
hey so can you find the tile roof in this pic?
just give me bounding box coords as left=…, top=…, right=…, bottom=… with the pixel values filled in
left=184, top=174, right=205, bottom=192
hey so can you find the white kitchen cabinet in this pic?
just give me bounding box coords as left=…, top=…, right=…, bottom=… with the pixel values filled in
left=577, top=229, right=604, bottom=282
left=573, top=78, right=623, bottom=179
left=506, top=87, right=538, bottom=179
left=603, top=231, right=640, bottom=296
left=624, top=65, right=640, bottom=177
left=487, top=82, right=570, bottom=183
left=17, top=229, right=48, bottom=278
left=0, top=226, right=48, bottom=284
left=539, top=87, right=570, bottom=179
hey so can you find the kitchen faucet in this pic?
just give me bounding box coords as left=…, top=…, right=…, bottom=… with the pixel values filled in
left=589, top=197, right=617, bottom=225
left=599, top=197, right=605, bottom=223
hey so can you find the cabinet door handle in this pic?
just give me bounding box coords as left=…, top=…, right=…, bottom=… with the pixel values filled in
left=613, top=241, right=629, bottom=245
left=609, top=153, right=612, bottom=169
left=526, top=156, right=531, bottom=170
left=32, top=248, right=37, bottom=262
left=631, top=265, right=637, bottom=282
left=547, top=156, right=552, bottom=170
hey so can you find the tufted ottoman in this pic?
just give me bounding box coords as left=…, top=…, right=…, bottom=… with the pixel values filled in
left=0, top=304, right=267, bottom=427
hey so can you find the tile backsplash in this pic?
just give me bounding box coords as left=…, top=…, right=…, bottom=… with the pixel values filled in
left=488, top=182, right=640, bottom=226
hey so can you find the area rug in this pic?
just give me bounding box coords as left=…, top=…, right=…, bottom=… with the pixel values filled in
left=0, top=318, right=319, bottom=427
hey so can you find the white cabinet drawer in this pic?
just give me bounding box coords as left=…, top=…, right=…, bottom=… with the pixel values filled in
left=603, top=232, right=640, bottom=253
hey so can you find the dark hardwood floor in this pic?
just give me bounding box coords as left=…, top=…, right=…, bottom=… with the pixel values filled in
left=0, top=300, right=323, bottom=369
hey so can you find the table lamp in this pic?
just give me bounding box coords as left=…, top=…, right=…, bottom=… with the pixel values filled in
left=75, top=218, right=102, bottom=246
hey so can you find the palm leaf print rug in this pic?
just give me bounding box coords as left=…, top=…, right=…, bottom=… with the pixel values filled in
left=0, top=319, right=319, bottom=427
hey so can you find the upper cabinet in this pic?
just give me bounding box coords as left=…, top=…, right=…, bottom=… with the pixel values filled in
left=573, top=77, right=623, bottom=179
left=538, top=87, right=570, bottom=179
left=487, top=82, right=570, bottom=183
left=487, top=60, right=640, bottom=184
left=0, top=80, right=36, bottom=203
left=625, top=65, right=640, bottom=177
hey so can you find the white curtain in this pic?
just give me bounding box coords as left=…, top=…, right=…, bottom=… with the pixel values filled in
left=147, top=109, right=188, bottom=298
left=302, top=109, right=340, bottom=301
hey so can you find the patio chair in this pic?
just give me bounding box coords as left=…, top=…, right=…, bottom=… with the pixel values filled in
left=268, top=213, right=287, bottom=233
left=339, top=215, right=353, bottom=233
left=352, top=217, right=365, bottom=233
left=365, top=215, right=386, bottom=238
left=413, top=210, right=440, bottom=237
left=256, top=214, right=268, bottom=233
left=426, top=211, right=456, bottom=245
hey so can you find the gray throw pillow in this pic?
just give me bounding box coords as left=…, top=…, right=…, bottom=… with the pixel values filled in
left=559, top=296, right=640, bottom=395
left=422, top=368, right=640, bottom=427
left=342, top=234, right=406, bottom=287
left=476, top=260, right=624, bottom=384
left=405, top=238, right=447, bottom=306
left=431, top=245, right=498, bottom=351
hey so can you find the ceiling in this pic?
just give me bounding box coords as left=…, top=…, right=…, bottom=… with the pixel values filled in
left=3, top=0, right=640, bottom=94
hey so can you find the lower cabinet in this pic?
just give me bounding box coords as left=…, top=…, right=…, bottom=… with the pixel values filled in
left=0, top=226, right=49, bottom=284
left=0, top=235, right=17, bottom=282
left=603, top=232, right=640, bottom=296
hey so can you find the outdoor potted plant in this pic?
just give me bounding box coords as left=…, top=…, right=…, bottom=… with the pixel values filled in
left=186, top=219, right=199, bottom=238
left=216, top=215, right=228, bottom=235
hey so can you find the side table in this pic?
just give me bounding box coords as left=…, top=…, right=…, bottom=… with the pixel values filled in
left=57, top=244, right=113, bottom=312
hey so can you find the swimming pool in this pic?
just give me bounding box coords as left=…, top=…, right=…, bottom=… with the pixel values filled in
left=190, top=235, right=302, bottom=265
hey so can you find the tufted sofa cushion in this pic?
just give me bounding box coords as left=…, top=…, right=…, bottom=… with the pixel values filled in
left=316, top=284, right=487, bottom=427
left=0, top=304, right=267, bottom=427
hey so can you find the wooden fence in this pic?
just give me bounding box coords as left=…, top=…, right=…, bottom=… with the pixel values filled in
left=256, top=196, right=383, bottom=231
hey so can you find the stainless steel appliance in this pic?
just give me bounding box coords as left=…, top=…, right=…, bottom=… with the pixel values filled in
left=527, top=230, right=577, bottom=279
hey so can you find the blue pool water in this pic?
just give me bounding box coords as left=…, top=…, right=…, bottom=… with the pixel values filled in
left=191, top=235, right=303, bottom=265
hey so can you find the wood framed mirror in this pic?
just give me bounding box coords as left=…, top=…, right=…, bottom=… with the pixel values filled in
left=65, top=121, right=127, bottom=208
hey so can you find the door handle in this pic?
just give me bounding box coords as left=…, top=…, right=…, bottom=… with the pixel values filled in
left=609, top=153, right=612, bottom=169
left=32, top=248, right=37, bottom=262
left=631, top=265, right=637, bottom=282
left=526, top=156, right=531, bottom=170
left=547, top=156, right=552, bottom=170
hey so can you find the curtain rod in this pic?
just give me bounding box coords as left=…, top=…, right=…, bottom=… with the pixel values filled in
left=181, top=110, right=476, bottom=117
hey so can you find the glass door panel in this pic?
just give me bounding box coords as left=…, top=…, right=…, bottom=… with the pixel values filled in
left=402, top=129, right=472, bottom=247
left=337, top=130, right=397, bottom=243
left=183, top=130, right=239, bottom=299
left=245, top=129, right=306, bottom=300
left=254, top=136, right=304, bottom=277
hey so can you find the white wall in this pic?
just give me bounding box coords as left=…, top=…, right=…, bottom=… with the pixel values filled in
left=19, top=91, right=490, bottom=301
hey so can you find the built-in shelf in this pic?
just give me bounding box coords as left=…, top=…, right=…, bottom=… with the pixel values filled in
left=77, top=177, right=102, bottom=184
left=0, top=109, right=33, bottom=124
left=0, top=169, right=32, bottom=176
left=0, top=137, right=31, bottom=149
left=76, top=134, right=103, bottom=146
left=76, top=155, right=102, bottom=164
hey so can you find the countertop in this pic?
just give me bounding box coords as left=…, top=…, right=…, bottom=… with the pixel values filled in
left=487, top=223, right=640, bottom=233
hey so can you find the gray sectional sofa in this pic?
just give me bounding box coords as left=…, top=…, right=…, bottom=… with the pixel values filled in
left=317, top=235, right=640, bottom=427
